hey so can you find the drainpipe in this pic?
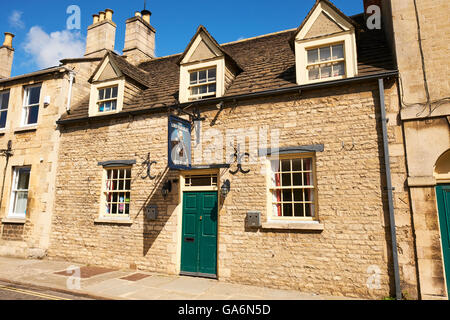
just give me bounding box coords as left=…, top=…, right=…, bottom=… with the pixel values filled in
left=378, top=78, right=402, bottom=300
left=66, top=71, right=75, bottom=113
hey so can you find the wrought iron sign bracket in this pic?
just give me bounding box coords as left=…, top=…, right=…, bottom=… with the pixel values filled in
left=141, top=152, right=157, bottom=180
left=229, top=144, right=250, bottom=175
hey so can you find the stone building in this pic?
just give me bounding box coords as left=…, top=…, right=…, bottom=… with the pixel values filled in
left=47, top=0, right=423, bottom=299
left=383, top=0, right=449, bottom=299
left=0, top=15, right=105, bottom=258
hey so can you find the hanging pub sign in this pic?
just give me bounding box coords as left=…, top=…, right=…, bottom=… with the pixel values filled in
left=168, top=115, right=192, bottom=170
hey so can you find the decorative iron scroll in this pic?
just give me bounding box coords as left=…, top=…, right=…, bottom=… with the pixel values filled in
left=141, top=153, right=157, bottom=180
left=229, top=144, right=250, bottom=175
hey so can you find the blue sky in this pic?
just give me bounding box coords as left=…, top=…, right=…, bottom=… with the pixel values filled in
left=0, top=0, right=363, bottom=77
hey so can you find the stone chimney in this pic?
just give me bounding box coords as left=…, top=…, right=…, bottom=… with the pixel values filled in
left=0, top=33, right=14, bottom=79
left=123, top=9, right=156, bottom=65
left=85, top=9, right=116, bottom=57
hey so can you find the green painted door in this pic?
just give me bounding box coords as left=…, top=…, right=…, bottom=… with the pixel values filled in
left=181, top=191, right=218, bottom=277
left=436, top=184, right=450, bottom=298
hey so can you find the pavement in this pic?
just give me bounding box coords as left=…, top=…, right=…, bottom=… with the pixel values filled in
left=0, top=256, right=355, bottom=300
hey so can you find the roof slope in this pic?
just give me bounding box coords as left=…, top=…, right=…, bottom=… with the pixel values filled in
left=60, top=22, right=396, bottom=122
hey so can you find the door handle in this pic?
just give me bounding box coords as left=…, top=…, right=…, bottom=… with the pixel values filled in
left=199, top=216, right=203, bottom=221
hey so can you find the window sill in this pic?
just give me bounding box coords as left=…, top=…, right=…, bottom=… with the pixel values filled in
left=2, top=217, right=26, bottom=224
left=94, top=218, right=133, bottom=225
left=261, top=221, right=324, bottom=231
left=14, top=125, right=37, bottom=133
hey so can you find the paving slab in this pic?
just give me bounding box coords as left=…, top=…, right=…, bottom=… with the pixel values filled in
left=157, top=276, right=217, bottom=295
left=135, top=275, right=179, bottom=288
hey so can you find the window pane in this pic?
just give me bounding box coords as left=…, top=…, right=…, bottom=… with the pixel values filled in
left=28, top=86, right=41, bottom=105
left=294, top=203, right=304, bottom=217
left=332, top=44, right=344, bottom=59
left=1, top=92, right=9, bottom=110
left=305, top=188, right=314, bottom=202
left=13, top=191, right=28, bottom=215
left=320, top=65, right=332, bottom=78
left=319, top=46, right=331, bottom=61
left=303, top=172, right=313, bottom=186
left=0, top=111, right=6, bottom=128
left=191, top=87, right=199, bottom=95
left=199, top=85, right=207, bottom=94
left=99, top=102, right=105, bottom=112
left=307, top=49, right=319, bottom=64
left=198, top=70, right=207, bottom=83
left=208, top=83, right=216, bottom=93
left=281, top=160, right=290, bottom=172
left=112, top=86, right=118, bottom=98
left=281, top=173, right=291, bottom=186
left=17, top=169, right=30, bottom=190
left=111, top=100, right=117, bottom=111
left=105, top=88, right=112, bottom=99
left=283, top=203, right=293, bottom=217
left=333, top=62, right=345, bottom=77
left=104, top=101, right=111, bottom=111
left=303, top=158, right=312, bottom=171
left=308, top=67, right=320, bottom=80
left=208, top=68, right=216, bottom=81
left=282, top=189, right=292, bottom=202
left=126, top=169, right=131, bottom=178
left=305, top=203, right=313, bottom=217
left=27, top=105, right=39, bottom=124
left=190, top=72, right=198, bottom=85
left=98, top=89, right=105, bottom=100
left=292, top=173, right=302, bottom=186
left=292, top=159, right=301, bottom=171
left=293, top=189, right=304, bottom=201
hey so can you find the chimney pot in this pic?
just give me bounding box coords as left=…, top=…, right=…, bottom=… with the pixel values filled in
left=105, top=9, right=114, bottom=21
left=99, top=11, right=106, bottom=21
left=92, top=14, right=99, bottom=24
left=135, top=11, right=142, bottom=17
left=2, top=32, right=14, bottom=48
left=141, top=10, right=151, bottom=24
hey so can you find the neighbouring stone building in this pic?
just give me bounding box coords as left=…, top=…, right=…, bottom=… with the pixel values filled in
left=46, top=0, right=422, bottom=299
left=0, top=21, right=103, bottom=257
left=386, top=0, right=450, bottom=300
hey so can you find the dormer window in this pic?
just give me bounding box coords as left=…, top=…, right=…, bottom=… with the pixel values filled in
left=178, top=26, right=240, bottom=103
left=189, top=68, right=216, bottom=100
left=307, top=43, right=345, bottom=80
left=292, top=0, right=358, bottom=85
left=98, top=86, right=118, bottom=112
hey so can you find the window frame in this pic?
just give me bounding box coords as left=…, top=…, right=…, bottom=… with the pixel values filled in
left=188, top=67, right=217, bottom=101
left=97, top=85, right=119, bottom=113
left=266, top=153, right=318, bottom=221
left=21, top=84, right=41, bottom=127
left=8, top=166, right=31, bottom=219
left=89, top=78, right=125, bottom=117
left=99, top=166, right=132, bottom=219
left=0, top=90, right=10, bottom=130
left=306, top=42, right=346, bottom=81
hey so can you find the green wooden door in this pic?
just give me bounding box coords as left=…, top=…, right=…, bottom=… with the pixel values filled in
left=181, top=191, right=218, bottom=277
left=436, top=184, right=450, bottom=298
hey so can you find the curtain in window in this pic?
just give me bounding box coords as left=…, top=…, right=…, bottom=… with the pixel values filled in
left=271, top=160, right=282, bottom=216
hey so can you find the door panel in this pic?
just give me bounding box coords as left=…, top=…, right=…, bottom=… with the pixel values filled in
left=436, top=184, right=450, bottom=298
left=181, top=191, right=218, bottom=277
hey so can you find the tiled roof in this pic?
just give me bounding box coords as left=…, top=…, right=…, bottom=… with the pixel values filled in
left=60, top=23, right=396, bottom=122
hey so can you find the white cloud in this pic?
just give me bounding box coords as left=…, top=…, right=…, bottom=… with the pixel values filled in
left=23, top=26, right=85, bottom=69
left=9, top=10, right=25, bottom=29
